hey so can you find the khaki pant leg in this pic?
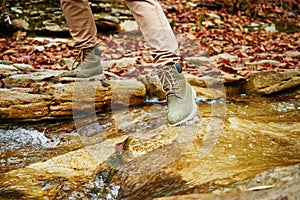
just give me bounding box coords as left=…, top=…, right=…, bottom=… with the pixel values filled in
left=60, top=0, right=98, bottom=49
left=125, top=0, right=179, bottom=65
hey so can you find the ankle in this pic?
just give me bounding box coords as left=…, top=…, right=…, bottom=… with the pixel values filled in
left=82, top=46, right=101, bottom=56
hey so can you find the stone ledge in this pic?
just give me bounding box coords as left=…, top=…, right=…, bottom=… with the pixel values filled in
left=245, top=69, right=300, bottom=94
left=1, top=67, right=300, bottom=120
left=0, top=79, right=146, bottom=120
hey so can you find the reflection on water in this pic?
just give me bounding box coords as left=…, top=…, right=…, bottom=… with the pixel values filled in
left=0, top=128, right=58, bottom=175
left=0, top=95, right=299, bottom=199
left=0, top=128, right=59, bottom=152
left=0, top=127, right=83, bottom=174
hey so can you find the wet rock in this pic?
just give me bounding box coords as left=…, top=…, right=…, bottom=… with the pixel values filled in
left=0, top=65, right=299, bottom=121
left=243, top=22, right=267, bottom=32
left=245, top=69, right=300, bottom=94
left=137, top=74, right=165, bottom=100
left=185, top=72, right=246, bottom=98
left=2, top=0, right=134, bottom=34
left=2, top=70, right=63, bottom=88
left=110, top=79, right=146, bottom=106
left=156, top=164, right=300, bottom=200
left=11, top=19, right=30, bottom=30
left=254, top=53, right=285, bottom=57
left=0, top=128, right=59, bottom=151
left=0, top=89, right=52, bottom=119
left=1, top=102, right=299, bottom=199
left=33, top=37, right=73, bottom=45
left=48, top=79, right=145, bottom=115
left=43, top=22, right=67, bottom=32
left=0, top=77, right=146, bottom=120
left=0, top=134, right=128, bottom=198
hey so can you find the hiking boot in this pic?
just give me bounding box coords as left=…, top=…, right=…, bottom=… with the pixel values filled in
left=156, top=63, right=198, bottom=126
left=61, top=47, right=104, bottom=79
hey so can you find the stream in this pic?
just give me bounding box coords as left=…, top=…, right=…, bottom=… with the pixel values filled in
left=0, top=92, right=299, bottom=199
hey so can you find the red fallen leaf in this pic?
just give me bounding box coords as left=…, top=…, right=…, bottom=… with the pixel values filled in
left=221, top=59, right=231, bottom=65
left=233, top=44, right=243, bottom=50
left=42, top=83, right=49, bottom=88
left=285, top=62, right=296, bottom=69
left=255, top=65, right=267, bottom=71
left=238, top=70, right=250, bottom=77
left=1, top=1, right=299, bottom=78
left=236, top=51, right=249, bottom=58
left=9, top=55, right=17, bottom=62
left=115, top=137, right=131, bottom=155
left=217, top=63, right=237, bottom=74
left=29, top=88, right=40, bottom=94
left=109, top=67, right=127, bottom=76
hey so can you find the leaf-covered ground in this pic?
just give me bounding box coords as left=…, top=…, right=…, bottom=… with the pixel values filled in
left=0, top=0, right=299, bottom=80
left=161, top=0, right=299, bottom=74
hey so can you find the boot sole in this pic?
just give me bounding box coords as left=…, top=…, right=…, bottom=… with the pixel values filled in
left=60, top=74, right=105, bottom=82
left=168, top=87, right=198, bottom=127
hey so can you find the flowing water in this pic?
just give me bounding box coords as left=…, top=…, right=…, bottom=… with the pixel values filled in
left=0, top=93, right=299, bottom=199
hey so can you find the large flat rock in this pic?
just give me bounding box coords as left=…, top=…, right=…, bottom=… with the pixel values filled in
left=2, top=70, right=64, bottom=88
left=0, top=89, right=52, bottom=119
left=0, top=79, right=146, bottom=120
left=245, top=69, right=300, bottom=94
left=1, top=68, right=300, bottom=120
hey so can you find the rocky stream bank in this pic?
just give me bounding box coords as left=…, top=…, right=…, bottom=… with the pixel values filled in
left=0, top=1, right=299, bottom=197
left=0, top=36, right=299, bottom=199
left=0, top=46, right=299, bottom=121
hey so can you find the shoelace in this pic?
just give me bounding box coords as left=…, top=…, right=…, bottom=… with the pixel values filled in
left=156, top=65, right=181, bottom=97
left=71, top=49, right=89, bottom=70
